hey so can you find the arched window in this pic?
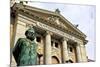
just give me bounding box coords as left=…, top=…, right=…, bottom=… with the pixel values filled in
left=52, top=56, right=60, bottom=64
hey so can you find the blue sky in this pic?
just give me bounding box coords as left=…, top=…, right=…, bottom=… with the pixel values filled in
left=25, top=2, right=96, bottom=60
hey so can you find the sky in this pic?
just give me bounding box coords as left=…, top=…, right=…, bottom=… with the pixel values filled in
left=17, top=1, right=96, bottom=60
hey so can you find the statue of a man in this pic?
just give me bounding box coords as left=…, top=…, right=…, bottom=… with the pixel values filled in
left=13, top=28, right=37, bottom=66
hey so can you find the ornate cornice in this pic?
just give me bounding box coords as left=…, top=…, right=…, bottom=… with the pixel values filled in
left=17, top=8, right=85, bottom=40
left=83, top=40, right=88, bottom=45
left=12, top=3, right=87, bottom=41
left=13, top=3, right=87, bottom=37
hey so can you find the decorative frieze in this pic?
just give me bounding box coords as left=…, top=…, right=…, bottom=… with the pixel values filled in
left=36, top=21, right=82, bottom=43
left=18, top=14, right=84, bottom=44
left=17, top=8, right=85, bottom=40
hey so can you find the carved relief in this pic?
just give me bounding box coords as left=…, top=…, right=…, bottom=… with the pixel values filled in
left=51, top=47, right=61, bottom=60
left=47, top=16, right=60, bottom=25
left=18, top=8, right=84, bottom=41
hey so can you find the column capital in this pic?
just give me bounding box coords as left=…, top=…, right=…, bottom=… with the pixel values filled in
left=76, top=42, right=84, bottom=47
left=45, top=31, right=53, bottom=35
left=62, top=37, right=69, bottom=41
left=76, top=43, right=82, bottom=48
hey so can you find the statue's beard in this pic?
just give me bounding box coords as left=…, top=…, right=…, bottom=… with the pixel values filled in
left=27, top=35, right=35, bottom=41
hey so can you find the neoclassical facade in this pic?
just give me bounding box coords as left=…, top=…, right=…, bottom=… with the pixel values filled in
left=10, top=3, right=88, bottom=66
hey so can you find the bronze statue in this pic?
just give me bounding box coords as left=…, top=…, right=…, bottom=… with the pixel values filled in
left=13, top=27, right=37, bottom=66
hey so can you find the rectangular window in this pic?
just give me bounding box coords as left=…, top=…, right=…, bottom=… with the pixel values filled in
left=55, top=42, right=58, bottom=48
left=36, top=36, right=41, bottom=43
left=69, top=47, right=73, bottom=52
left=51, top=41, right=53, bottom=46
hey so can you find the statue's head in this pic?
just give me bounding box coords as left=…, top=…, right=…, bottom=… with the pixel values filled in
left=25, top=27, right=36, bottom=41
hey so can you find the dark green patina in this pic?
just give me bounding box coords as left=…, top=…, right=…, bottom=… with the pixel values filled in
left=13, top=28, right=37, bottom=66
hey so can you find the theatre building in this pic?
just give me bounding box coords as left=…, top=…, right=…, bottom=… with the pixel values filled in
left=10, top=3, right=88, bottom=66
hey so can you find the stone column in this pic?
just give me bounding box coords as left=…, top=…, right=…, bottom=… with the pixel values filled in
left=80, top=44, right=87, bottom=62
left=76, top=43, right=82, bottom=62
left=62, top=37, right=69, bottom=63
left=44, top=31, right=52, bottom=64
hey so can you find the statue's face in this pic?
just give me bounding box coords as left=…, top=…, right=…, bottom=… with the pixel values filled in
left=25, top=29, right=36, bottom=41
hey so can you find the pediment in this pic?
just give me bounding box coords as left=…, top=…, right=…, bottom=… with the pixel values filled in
left=13, top=3, right=86, bottom=38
